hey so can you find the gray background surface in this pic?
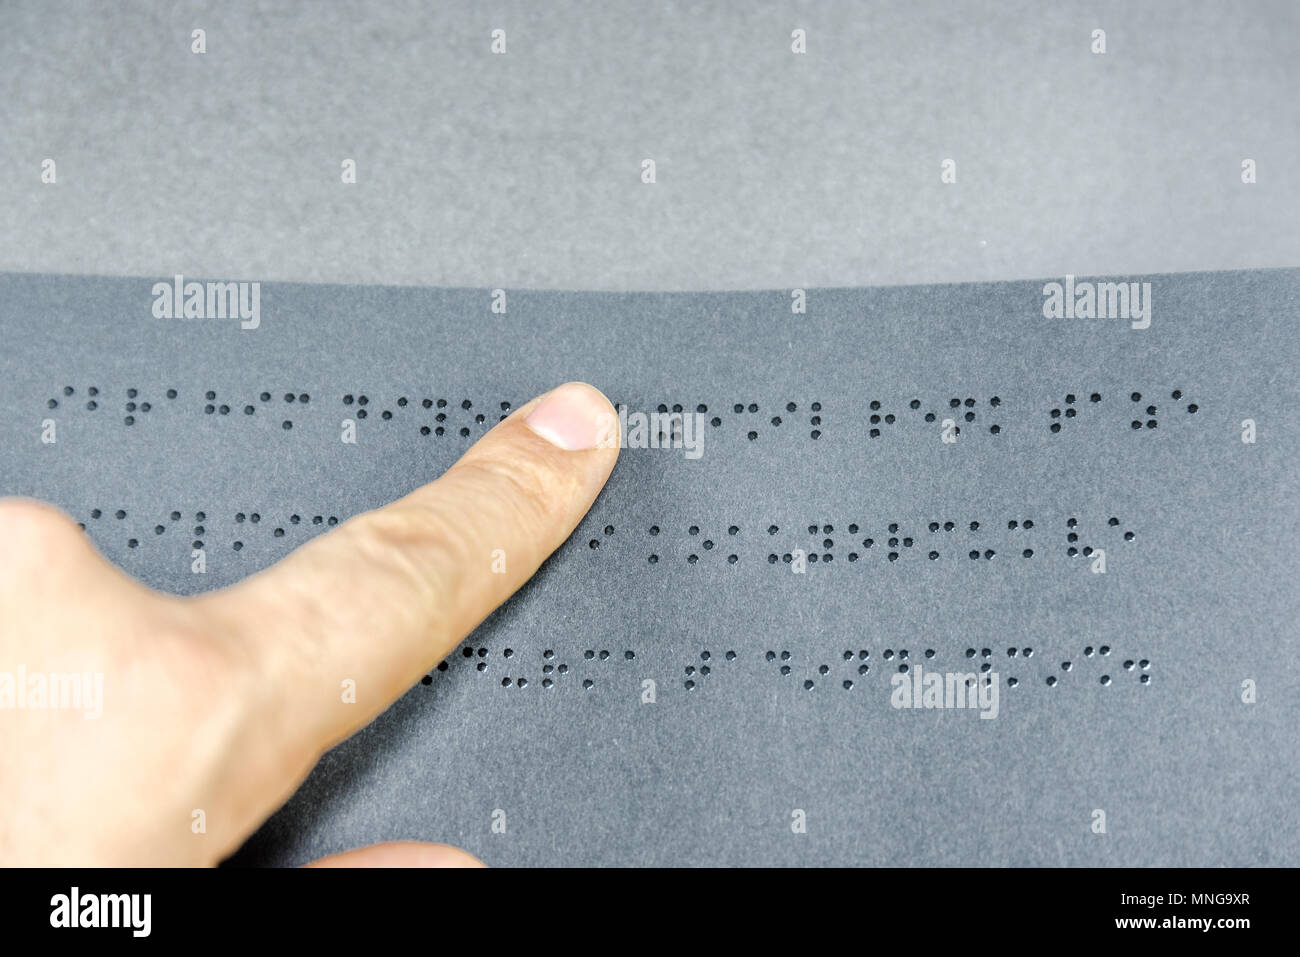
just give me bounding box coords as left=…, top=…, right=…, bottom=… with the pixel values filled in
left=1, top=0, right=1297, bottom=289
left=1, top=1, right=1297, bottom=866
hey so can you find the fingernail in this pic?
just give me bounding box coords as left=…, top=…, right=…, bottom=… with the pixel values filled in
left=524, top=382, right=614, bottom=451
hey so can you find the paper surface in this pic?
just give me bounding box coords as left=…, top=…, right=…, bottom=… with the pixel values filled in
left=2, top=268, right=1295, bottom=866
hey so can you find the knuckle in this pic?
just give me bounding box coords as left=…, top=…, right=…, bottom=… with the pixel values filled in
left=341, top=505, right=462, bottom=603
left=454, top=453, right=566, bottom=530
left=0, top=498, right=94, bottom=573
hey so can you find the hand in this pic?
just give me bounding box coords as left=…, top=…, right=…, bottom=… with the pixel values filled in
left=0, top=382, right=619, bottom=866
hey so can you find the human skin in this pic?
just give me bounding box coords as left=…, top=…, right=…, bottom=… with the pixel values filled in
left=0, top=382, right=618, bottom=866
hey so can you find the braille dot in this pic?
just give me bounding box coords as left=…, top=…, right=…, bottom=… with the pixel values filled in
left=282, top=421, right=292, bottom=430
left=86, top=400, right=97, bottom=410
left=1131, top=392, right=1141, bottom=402
left=205, top=391, right=215, bottom=400
left=1046, top=676, right=1057, bottom=687
left=382, top=410, right=392, bottom=420
left=811, top=402, right=821, bottom=412
left=262, top=392, right=273, bottom=402
left=126, top=401, right=136, bottom=412
left=1100, top=675, right=1111, bottom=686
left=219, top=405, right=230, bottom=414
left=358, top=396, right=369, bottom=406
left=1187, top=403, right=1198, bottom=413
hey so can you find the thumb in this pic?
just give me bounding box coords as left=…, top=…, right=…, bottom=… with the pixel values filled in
left=306, top=841, right=486, bottom=868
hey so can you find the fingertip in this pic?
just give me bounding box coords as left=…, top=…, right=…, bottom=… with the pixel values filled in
left=524, top=381, right=620, bottom=454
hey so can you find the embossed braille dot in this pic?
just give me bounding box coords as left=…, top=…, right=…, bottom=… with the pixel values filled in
left=1100, top=675, right=1111, bottom=686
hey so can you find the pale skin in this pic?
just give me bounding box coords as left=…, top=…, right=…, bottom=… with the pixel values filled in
left=0, top=382, right=619, bottom=866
